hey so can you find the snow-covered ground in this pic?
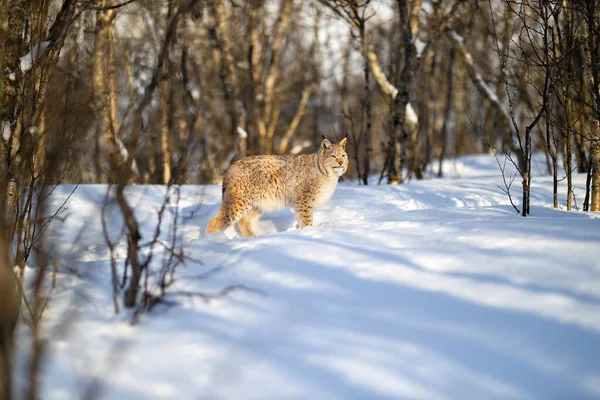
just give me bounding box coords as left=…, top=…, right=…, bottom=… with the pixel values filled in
left=15, top=154, right=600, bottom=400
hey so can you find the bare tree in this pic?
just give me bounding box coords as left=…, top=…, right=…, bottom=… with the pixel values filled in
left=576, top=0, right=600, bottom=211
left=0, top=236, right=20, bottom=400
left=438, top=47, right=455, bottom=178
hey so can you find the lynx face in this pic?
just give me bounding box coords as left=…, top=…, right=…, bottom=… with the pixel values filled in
left=318, top=137, right=348, bottom=177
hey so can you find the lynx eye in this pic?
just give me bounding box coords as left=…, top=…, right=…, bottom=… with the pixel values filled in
left=330, top=155, right=336, bottom=158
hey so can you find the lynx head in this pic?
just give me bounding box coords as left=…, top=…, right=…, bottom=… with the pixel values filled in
left=318, top=136, right=348, bottom=177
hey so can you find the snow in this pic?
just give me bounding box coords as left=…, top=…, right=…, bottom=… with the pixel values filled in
left=415, top=38, right=427, bottom=57
left=237, top=126, right=248, bottom=139
left=2, top=121, right=11, bottom=141
left=406, top=103, right=418, bottom=127
left=448, top=30, right=464, bottom=45
left=20, top=41, right=50, bottom=73
left=15, top=154, right=600, bottom=400
left=290, top=140, right=312, bottom=155
left=116, top=138, right=140, bottom=178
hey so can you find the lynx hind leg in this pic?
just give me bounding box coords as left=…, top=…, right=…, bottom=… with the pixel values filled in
left=206, top=194, right=253, bottom=235
left=294, top=200, right=315, bottom=229
left=238, top=207, right=261, bottom=237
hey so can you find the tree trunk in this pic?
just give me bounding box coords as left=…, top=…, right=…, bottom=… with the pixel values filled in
left=92, top=3, right=121, bottom=179
left=546, top=112, right=558, bottom=208
left=0, top=237, right=19, bottom=400
left=591, top=121, right=600, bottom=211
left=34, top=110, right=46, bottom=180
left=277, top=84, right=316, bottom=154
left=246, top=1, right=263, bottom=155
left=0, top=0, right=26, bottom=124
left=448, top=30, right=518, bottom=148
left=0, top=1, right=7, bottom=117
left=565, top=134, right=573, bottom=210
left=564, top=96, right=573, bottom=211
left=385, top=0, right=414, bottom=184
left=262, top=0, right=293, bottom=154
left=360, top=27, right=372, bottom=185
left=423, top=55, right=436, bottom=175
left=208, top=0, right=247, bottom=158
left=584, top=157, right=593, bottom=211
left=0, top=0, right=27, bottom=228
left=522, top=127, right=531, bottom=216
left=585, top=0, right=600, bottom=210
left=574, top=129, right=589, bottom=173
left=160, top=81, right=171, bottom=184
left=438, top=48, right=455, bottom=178
left=107, top=27, right=120, bottom=137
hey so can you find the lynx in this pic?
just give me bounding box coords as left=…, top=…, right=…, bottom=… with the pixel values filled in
left=206, top=137, right=348, bottom=237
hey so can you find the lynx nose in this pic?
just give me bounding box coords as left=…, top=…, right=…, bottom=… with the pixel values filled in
left=337, top=159, right=343, bottom=166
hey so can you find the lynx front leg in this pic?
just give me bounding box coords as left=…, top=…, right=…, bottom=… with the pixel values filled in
left=206, top=209, right=225, bottom=234
left=294, top=201, right=315, bottom=228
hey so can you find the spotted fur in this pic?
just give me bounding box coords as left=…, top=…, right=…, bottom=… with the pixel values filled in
left=206, top=137, right=348, bottom=237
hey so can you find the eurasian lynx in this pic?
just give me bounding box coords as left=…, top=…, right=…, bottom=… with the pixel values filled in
left=206, top=137, right=348, bottom=237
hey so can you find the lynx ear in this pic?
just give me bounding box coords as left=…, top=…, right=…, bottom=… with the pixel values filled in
left=338, top=137, right=347, bottom=149
left=321, top=138, right=332, bottom=149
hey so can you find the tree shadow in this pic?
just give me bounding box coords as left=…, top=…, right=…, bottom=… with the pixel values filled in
left=148, top=242, right=600, bottom=400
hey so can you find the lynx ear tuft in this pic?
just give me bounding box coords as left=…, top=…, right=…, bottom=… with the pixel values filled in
left=338, top=137, right=347, bottom=149
left=321, top=138, right=332, bottom=149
